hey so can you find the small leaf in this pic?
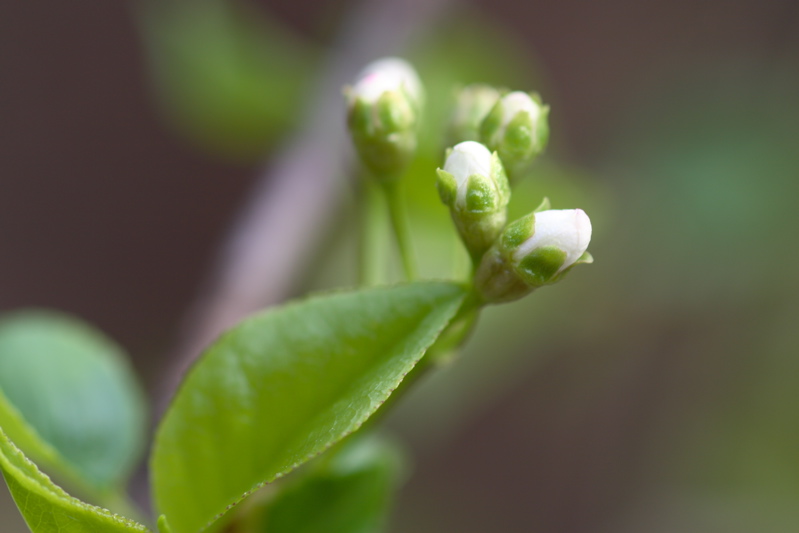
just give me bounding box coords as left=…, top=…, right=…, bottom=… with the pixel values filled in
left=258, top=434, right=404, bottom=533
left=0, top=428, right=150, bottom=533
left=0, top=310, right=147, bottom=495
left=151, top=282, right=466, bottom=533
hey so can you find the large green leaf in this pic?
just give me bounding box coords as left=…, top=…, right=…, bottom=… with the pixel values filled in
left=258, top=434, right=404, bottom=533
left=0, top=311, right=147, bottom=495
left=151, top=282, right=466, bottom=533
left=0, top=428, right=149, bottom=533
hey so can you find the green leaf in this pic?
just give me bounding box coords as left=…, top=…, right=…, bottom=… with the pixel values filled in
left=258, top=434, right=404, bottom=533
left=0, top=428, right=150, bottom=533
left=151, top=282, right=466, bottom=533
left=0, top=311, right=147, bottom=495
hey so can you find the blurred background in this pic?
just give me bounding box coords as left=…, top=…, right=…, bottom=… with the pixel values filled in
left=2, top=0, right=799, bottom=531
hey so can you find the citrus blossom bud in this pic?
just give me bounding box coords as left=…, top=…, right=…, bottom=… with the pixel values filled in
left=480, top=91, right=549, bottom=180
left=475, top=208, right=593, bottom=303
left=345, top=58, right=423, bottom=179
left=436, top=141, right=510, bottom=261
left=447, top=84, right=501, bottom=145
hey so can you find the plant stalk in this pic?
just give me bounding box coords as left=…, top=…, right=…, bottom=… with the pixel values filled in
left=383, top=180, right=417, bottom=281
left=360, top=179, right=387, bottom=286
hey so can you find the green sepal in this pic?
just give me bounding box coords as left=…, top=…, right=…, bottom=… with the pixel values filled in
left=399, top=79, right=423, bottom=116
left=377, top=91, right=414, bottom=133
left=473, top=246, right=533, bottom=304
left=489, top=151, right=511, bottom=205
left=346, top=96, right=374, bottom=138
left=549, top=250, right=594, bottom=284
left=515, top=245, right=567, bottom=287
left=533, top=197, right=551, bottom=213
left=500, top=211, right=535, bottom=251
left=478, top=99, right=504, bottom=148
left=536, top=105, right=550, bottom=152
left=479, top=92, right=550, bottom=181
left=501, top=109, right=535, bottom=157
left=436, top=169, right=458, bottom=207
left=347, top=90, right=418, bottom=179
left=464, top=173, right=498, bottom=214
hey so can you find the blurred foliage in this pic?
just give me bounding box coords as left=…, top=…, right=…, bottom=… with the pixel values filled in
left=256, top=434, right=405, bottom=533
left=0, top=311, right=146, bottom=509
left=598, top=63, right=799, bottom=531
left=138, top=0, right=317, bottom=160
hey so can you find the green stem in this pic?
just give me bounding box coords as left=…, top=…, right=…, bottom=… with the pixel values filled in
left=360, top=179, right=386, bottom=286
left=383, top=181, right=417, bottom=281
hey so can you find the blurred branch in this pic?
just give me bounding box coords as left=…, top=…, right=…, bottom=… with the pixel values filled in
left=159, top=0, right=457, bottom=407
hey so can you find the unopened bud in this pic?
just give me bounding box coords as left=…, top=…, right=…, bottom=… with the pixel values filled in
left=447, top=84, right=501, bottom=145
left=436, top=141, right=510, bottom=261
left=475, top=208, right=592, bottom=303
left=345, top=58, right=423, bottom=179
left=480, top=91, right=549, bottom=180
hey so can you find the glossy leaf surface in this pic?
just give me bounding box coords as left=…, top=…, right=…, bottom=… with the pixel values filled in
left=0, top=429, right=149, bottom=533
left=151, top=282, right=465, bottom=533
left=0, top=311, right=147, bottom=493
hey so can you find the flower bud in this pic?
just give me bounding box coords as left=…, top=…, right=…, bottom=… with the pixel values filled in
left=436, top=141, right=511, bottom=261
left=345, top=57, right=423, bottom=179
left=480, top=91, right=549, bottom=180
left=447, top=84, right=501, bottom=145
left=475, top=208, right=592, bottom=303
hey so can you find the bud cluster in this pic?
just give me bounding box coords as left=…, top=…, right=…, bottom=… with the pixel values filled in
left=480, top=91, right=549, bottom=179
left=344, top=58, right=593, bottom=306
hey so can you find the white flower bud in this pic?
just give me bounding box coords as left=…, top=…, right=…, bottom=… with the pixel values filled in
left=436, top=142, right=511, bottom=262
left=345, top=58, right=423, bottom=179
left=475, top=208, right=593, bottom=303
left=351, top=58, right=422, bottom=106
left=480, top=90, right=549, bottom=180
left=442, top=141, right=492, bottom=206
left=499, top=91, right=542, bottom=130
left=447, top=84, right=501, bottom=145
left=513, top=209, right=592, bottom=275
